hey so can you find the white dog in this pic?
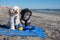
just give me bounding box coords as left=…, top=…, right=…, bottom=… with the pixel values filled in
left=8, top=6, right=21, bottom=30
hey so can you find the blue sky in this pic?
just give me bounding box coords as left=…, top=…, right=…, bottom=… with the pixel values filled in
left=0, top=0, right=60, bottom=9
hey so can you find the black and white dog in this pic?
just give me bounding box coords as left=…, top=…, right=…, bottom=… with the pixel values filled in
left=20, top=8, right=32, bottom=26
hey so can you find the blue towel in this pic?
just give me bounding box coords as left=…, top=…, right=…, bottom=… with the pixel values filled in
left=0, top=26, right=46, bottom=38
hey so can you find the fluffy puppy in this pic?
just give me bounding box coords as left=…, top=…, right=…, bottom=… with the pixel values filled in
left=20, top=8, right=32, bottom=26
left=8, top=6, right=21, bottom=30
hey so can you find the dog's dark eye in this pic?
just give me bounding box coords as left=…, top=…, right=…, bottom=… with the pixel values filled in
left=13, top=9, right=14, bottom=11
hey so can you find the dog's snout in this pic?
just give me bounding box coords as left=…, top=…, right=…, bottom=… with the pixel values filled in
left=15, top=10, right=17, bottom=13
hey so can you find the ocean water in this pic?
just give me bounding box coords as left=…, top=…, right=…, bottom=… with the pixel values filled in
left=0, top=9, right=60, bottom=14
left=31, top=9, right=60, bottom=14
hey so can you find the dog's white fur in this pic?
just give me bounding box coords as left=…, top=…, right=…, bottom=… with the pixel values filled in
left=8, top=6, right=21, bottom=30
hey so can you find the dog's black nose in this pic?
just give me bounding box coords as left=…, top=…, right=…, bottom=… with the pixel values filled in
left=15, top=11, right=17, bottom=13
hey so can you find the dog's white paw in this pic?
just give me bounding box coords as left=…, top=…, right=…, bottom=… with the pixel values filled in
left=11, top=26, right=15, bottom=30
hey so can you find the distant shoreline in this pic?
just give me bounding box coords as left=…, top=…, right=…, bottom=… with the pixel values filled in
left=32, top=11, right=60, bottom=15
left=31, top=9, right=60, bottom=15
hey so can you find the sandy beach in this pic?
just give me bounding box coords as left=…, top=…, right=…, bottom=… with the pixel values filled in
left=0, top=9, right=60, bottom=40
left=32, top=12, right=60, bottom=21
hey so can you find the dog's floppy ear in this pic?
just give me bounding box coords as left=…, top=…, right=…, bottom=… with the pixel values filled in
left=19, top=9, right=21, bottom=13
left=9, top=8, right=11, bottom=13
left=8, top=8, right=12, bottom=16
left=20, top=9, right=24, bottom=16
left=29, top=10, right=32, bottom=16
